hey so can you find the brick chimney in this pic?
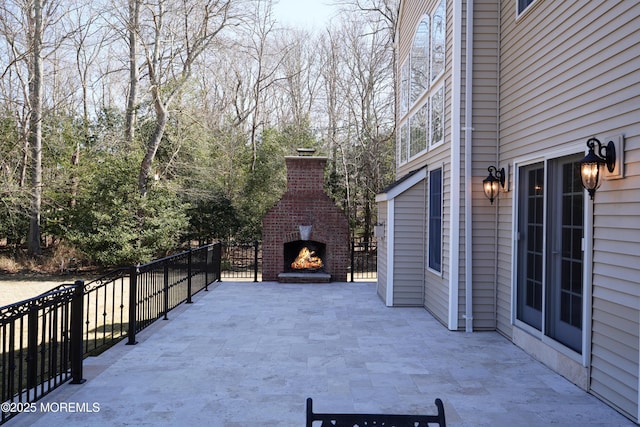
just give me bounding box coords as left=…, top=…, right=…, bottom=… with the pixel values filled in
left=285, top=156, right=327, bottom=194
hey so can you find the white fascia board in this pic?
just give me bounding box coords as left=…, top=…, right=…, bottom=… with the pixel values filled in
left=375, top=168, right=427, bottom=202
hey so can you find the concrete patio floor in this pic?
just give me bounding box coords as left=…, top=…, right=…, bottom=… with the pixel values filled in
left=10, top=281, right=634, bottom=426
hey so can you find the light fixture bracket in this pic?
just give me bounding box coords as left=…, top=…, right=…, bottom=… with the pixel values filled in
left=587, top=137, right=616, bottom=173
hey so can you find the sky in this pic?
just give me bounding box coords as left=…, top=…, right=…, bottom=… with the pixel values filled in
left=271, top=0, right=339, bottom=30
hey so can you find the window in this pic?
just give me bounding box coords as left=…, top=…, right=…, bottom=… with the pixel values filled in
left=410, top=19, right=430, bottom=103
left=429, top=168, right=443, bottom=272
left=410, top=103, right=428, bottom=156
left=518, top=0, right=535, bottom=15
left=400, top=61, right=409, bottom=117
left=397, top=3, right=446, bottom=166
left=399, top=123, right=408, bottom=164
left=430, top=86, right=444, bottom=146
left=431, top=0, right=445, bottom=80
left=516, top=154, right=584, bottom=353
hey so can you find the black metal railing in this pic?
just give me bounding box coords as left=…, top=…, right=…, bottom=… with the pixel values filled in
left=0, top=282, right=84, bottom=425
left=219, top=238, right=377, bottom=282
left=350, top=237, right=377, bottom=282
left=81, top=269, right=128, bottom=356
left=221, top=240, right=261, bottom=282
left=125, top=244, right=221, bottom=344
left=0, top=243, right=221, bottom=425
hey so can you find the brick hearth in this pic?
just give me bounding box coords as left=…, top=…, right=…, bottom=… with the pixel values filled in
left=262, top=154, right=349, bottom=282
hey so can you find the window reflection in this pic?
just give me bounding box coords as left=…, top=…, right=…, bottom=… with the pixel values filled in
left=410, top=19, right=429, bottom=103
left=400, top=61, right=409, bottom=117
left=398, top=1, right=447, bottom=166
left=431, top=86, right=444, bottom=145
left=410, top=103, right=428, bottom=156
left=399, top=123, right=408, bottom=164
left=431, top=0, right=445, bottom=81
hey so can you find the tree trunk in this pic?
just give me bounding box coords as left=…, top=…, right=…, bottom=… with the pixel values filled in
left=138, top=100, right=167, bottom=196
left=19, top=126, right=28, bottom=188
left=70, top=142, right=79, bottom=207
left=124, top=0, right=140, bottom=145
left=27, top=0, right=43, bottom=255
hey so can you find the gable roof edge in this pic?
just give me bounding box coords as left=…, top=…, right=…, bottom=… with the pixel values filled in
left=375, top=166, right=427, bottom=202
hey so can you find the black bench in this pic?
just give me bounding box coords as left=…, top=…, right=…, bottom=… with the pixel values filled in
left=306, top=397, right=446, bottom=427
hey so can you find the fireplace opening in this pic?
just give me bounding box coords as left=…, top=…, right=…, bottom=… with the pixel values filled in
left=284, top=240, right=326, bottom=273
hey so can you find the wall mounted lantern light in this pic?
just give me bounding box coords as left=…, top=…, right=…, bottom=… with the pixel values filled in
left=579, top=137, right=616, bottom=200
left=483, top=166, right=505, bottom=205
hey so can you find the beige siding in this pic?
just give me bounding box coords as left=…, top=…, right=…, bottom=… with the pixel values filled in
left=499, top=0, right=640, bottom=420
left=423, top=163, right=449, bottom=325
left=396, top=0, right=454, bottom=324
left=591, top=137, right=640, bottom=418
left=495, top=197, right=514, bottom=336
left=470, top=0, right=500, bottom=331
left=396, top=0, right=639, bottom=420
left=392, top=182, right=427, bottom=306
left=376, top=201, right=388, bottom=303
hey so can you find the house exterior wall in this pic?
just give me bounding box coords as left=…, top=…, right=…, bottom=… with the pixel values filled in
left=394, top=0, right=501, bottom=330
left=396, top=0, right=459, bottom=328
left=469, top=0, right=501, bottom=330
left=392, top=181, right=427, bottom=306
left=423, top=164, right=450, bottom=327
left=391, top=0, right=640, bottom=422
left=497, top=0, right=640, bottom=420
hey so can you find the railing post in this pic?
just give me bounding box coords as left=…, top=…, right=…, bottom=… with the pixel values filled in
left=253, top=240, right=259, bottom=282
left=350, top=239, right=355, bottom=283
left=70, top=280, right=86, bottom=384
left=163, top=260, right=169, bottom=320
left=215, top=243, right=222, bottom=282
left=127, top=266, right=138, bottom=345
left=187, top=248, right=193, bottom=303
left=26, top=303, right=39, bottom=392
left=205, top=245, right=210, bottom=290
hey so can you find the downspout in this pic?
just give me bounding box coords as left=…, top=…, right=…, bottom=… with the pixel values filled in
left=449, top=0, right=462, bottom=331
left=464, top=0, right=474, bottom=333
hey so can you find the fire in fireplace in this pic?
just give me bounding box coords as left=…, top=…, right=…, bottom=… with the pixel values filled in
left=291, top=247, right=323, bottom=270
left=284, top=240, right=326, bottom=273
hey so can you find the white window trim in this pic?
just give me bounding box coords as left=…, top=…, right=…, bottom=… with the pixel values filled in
left=516, top=0, right=539, bottom=20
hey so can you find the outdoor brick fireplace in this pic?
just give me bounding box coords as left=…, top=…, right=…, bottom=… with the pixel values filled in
left=262, top=151, right=349, bottom=282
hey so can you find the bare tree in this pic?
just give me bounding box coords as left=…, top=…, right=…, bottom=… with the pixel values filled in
left=24, top=0, right=45, bottom=254
left=137, top=0, right=237, bottom=196
left=319, top=9, right=395, bottom=237
left=277, top=29, right=322, bottom=131
left=125, top=0, right=140, bottom=146
left=242, top=0, right=278, bottom=170
left=336, top=0, right=398, bottom=39
left=64, top=1, right=109, bottom=207
left=0, top=12, right=31, bottom=189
